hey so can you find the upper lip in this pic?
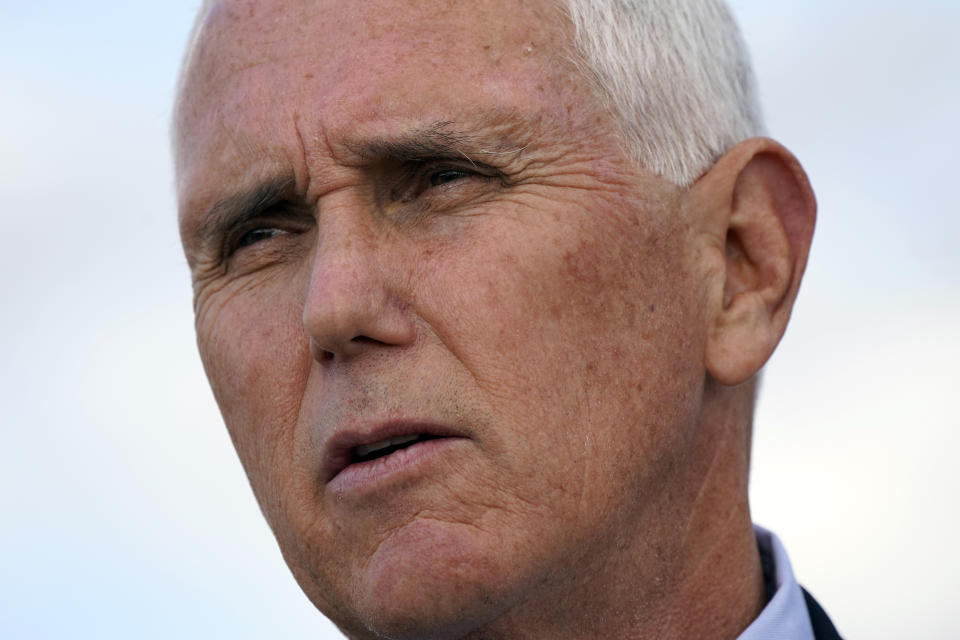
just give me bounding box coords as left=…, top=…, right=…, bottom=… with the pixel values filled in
left=321, top=420, right=465, bottom=482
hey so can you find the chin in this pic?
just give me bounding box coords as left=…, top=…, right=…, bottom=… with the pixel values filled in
left=324, top=518, right=522, bottom=640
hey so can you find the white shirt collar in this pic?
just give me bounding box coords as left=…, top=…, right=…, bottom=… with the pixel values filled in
left=736, top=525, right=816, bottom=640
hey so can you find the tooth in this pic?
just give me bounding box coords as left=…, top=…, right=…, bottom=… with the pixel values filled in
left=355, top=434, right=424, bottom=458
left=356, top=439, right=393, bottom=457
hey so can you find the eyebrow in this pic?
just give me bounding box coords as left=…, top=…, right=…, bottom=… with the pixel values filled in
left=346, top=119, right=530, bottom=165
left=350, top=121, right=474, bottom=162
left=191, top=175, right=297, bottom=256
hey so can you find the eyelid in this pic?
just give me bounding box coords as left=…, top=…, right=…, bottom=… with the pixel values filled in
left=222, top=209, right=314, bottom=260
left=393, top=157, right=502, bottom=202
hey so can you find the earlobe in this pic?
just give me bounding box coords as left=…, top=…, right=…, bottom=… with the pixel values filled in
left=694, top=138, right=817, bottom=386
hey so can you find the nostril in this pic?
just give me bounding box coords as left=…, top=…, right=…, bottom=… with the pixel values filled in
left=309, top=338, right=336, bottom=363
left=310, top=335, right=387, bottom=363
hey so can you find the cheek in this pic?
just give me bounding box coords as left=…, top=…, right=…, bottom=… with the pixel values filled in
left=419, top=203, right=705, bottom=505
left=430, top=205, right=699, bottom=392
left=195, top=274, right=311, bottom=503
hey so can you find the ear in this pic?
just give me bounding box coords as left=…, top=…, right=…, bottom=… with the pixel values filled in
left=687, top=138, right=817, bottom=386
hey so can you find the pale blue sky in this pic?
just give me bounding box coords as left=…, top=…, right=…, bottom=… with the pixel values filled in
left=2, top=2, right=958, bottom=638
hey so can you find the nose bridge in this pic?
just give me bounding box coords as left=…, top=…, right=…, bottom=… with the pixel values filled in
left=309, top=212, right=379, bottom=317
left=302, top=197, right=414, bottom=360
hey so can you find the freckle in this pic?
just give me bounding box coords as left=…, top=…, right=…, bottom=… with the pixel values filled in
left=305, top=72, right=314, bottom=79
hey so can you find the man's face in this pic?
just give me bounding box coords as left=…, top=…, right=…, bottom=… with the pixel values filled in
left=178, top=0, right=712, bottom=636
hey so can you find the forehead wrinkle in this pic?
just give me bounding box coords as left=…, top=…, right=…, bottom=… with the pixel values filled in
left=179, top=99, right=311, bottom=216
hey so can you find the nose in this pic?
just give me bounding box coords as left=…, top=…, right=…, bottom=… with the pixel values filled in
left=302, top=214, right=416, bottom=362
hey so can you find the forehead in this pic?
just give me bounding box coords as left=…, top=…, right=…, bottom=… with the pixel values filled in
left=193, top=0, right=561, bottom=67
left=175, top=0, right=586, bottom=204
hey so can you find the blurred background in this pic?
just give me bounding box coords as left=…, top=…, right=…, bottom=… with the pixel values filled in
left=1, top=1, right=957, bottom=637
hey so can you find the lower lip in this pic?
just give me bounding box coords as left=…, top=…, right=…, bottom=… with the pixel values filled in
left=327, top=437, right=466, bottom=495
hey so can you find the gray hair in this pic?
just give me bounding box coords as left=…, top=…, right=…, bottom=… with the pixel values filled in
left=557, top=0, right=765, bottom=186
left=178, top=0, right=763, bottom=187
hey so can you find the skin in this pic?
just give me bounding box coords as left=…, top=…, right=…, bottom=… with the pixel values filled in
left=176, top=1, right=816, bottom=638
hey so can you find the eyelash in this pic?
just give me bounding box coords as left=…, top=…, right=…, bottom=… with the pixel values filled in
left=224, top=211, right=308, bottom=259
left=236, top=226, right=288, bottom=249
left=393, top=160, right=497, bottom=202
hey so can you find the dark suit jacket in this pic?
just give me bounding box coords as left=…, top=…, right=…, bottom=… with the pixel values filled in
left=801, top=588, right=843, bottom=640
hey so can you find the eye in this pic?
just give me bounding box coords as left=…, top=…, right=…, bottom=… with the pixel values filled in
left=398, top=163, right=491, bottom=201
left=428, top=168, right=472, bottom=187
left=237, top=227, right=288, bottom=248
left=385, top=158, right=503, bottom=207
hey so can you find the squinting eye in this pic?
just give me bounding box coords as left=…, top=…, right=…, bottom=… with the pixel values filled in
left=238, top=227, right=287, bottom=248
left=428, top=169, right=471, bottom=187
left=389, top=160, right=499, bottom=204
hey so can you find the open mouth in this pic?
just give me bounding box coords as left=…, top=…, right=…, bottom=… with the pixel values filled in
left=351, top=434, right=441, bottom=464
left=323, top=423, right=466, bottom=486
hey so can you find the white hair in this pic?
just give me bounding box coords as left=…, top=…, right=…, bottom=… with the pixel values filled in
left=178, top=0, right=763, bottom=186
left=556, top=0, right=765, bottom=185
